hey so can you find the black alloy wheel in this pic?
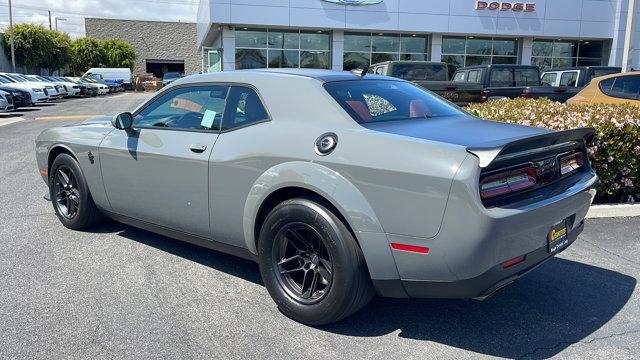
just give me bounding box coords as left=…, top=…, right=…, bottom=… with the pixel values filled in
left=49, top=153, right=102, bottom=230
left=258, top=198, right=374, bottom=325
left=273, top=222, right=334, bottom=305
left=53, top=166, right=81, bottom=219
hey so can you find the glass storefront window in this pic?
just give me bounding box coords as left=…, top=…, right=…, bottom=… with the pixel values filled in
left=268, top=31, right=299, bottom=49
left=343, top=32, right=430, bottom=71
left=531, top=39, right=606, bottom=71
left=236, top=29, right=268, bottom=48
left=235, top=28, right=331, bottom=70
left=300, top=31, right=331, bottom=51
left=441, top=37, right=518, bottom=76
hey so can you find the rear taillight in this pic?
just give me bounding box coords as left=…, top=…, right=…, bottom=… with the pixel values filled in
left=480, top=166, right=537, bottom=200
left=480, top=91, right=488, bottom=103
left=521, top=92, right=533, bottom=99
left=560, top=152, right=584, bottom=176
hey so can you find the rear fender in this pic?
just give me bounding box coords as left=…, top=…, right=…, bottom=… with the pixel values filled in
left=243, top=161, right=400, bottom=280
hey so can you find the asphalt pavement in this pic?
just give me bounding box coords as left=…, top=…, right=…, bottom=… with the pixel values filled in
left=0, top=93, right=639, bottom=359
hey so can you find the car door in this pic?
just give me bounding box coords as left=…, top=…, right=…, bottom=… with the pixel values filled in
left=100, top=85, right=230, bottom=238
left=208, top=85, right=271, bottom=247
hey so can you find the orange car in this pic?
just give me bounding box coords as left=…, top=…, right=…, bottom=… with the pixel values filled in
left=567, top=72, right=640, bottom=105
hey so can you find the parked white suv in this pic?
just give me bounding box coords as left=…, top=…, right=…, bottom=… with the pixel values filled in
left=0, top=73, right=48, bottom=104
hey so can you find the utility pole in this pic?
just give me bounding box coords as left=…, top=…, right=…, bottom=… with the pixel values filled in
left=48, top=10, right=52, bottom=30
left=8, top=0, right=16, bottom=72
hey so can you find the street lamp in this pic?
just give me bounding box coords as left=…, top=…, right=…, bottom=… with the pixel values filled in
left=55, top=17, right=67, bottom=31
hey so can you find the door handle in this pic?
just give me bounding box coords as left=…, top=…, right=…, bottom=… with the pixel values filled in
left=189, top=144, right=207, bottom=153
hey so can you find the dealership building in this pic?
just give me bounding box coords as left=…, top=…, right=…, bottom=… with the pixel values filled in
left=196, top=0, right=637, bottom=74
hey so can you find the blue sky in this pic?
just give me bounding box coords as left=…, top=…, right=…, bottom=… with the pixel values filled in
left=0, top=0, right=199, bottom=37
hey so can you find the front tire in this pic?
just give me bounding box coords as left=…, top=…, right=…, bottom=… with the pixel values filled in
left=258, top=198, right=374, bottom=325
left=49, top=153, right=102, bottom=230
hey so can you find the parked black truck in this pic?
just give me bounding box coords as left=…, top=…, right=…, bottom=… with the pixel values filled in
left=369, top=61, right=483, bottom=105
left=452, top=64, right=581, bottom=103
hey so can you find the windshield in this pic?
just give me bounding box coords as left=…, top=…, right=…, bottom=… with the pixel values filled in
left=7, top=74, right=26, bottom=82
left=163, top=72, right=181, bottom=80
left=391, top=64, right=448, bottom=81
left=324, top=80, right=464, bottom=124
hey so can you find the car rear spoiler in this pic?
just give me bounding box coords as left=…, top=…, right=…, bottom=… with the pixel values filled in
left=466, top=128, right=595, bottom=168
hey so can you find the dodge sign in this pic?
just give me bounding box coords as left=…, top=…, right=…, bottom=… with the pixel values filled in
left=476, top=1, right=536, bottom=12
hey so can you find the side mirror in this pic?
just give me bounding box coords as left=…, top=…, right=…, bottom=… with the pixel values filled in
left=112, top=112, right=133, bottom=130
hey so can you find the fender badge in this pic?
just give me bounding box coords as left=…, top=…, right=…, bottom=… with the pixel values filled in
left=88, top=151, right=95, bottom=164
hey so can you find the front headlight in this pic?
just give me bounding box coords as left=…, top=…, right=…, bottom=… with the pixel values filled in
left=32, top=88, right=43, bottom=93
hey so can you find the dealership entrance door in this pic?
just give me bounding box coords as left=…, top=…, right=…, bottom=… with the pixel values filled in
left=145, top=59, right=185, bottom=78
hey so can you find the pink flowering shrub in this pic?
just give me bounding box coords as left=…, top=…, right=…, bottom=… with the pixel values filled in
left=467, top=98, right=640, bottom=204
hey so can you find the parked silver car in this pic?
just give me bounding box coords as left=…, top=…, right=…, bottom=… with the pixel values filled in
left=35, top=69, right=598, bottom=325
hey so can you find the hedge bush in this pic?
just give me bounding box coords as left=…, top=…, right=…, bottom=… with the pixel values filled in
left=466, top=98, right=640, bottom=204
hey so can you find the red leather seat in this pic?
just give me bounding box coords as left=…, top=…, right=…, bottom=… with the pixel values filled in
left=410, top=99, right=431, bottom=118
left=346, top=100, right=373, bottom=122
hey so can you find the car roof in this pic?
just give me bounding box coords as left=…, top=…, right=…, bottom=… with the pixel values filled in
left=370, top=61, right=447, bottom=66
left=592, top=71, right=640, bottom=81
left=183, top=68, right=394, bottom=84
left=543, top=66, right=622, bottom=72
left=456, top=64, right=539, bottom=71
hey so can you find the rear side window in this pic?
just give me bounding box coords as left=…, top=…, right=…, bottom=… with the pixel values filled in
left=490, top=68, right=512, bottom=87
left=513, top=68, right=540, bottom=86
left=222, top=86, right=269, bottom=131
left=601, top=76, right=640, bottom=100
left=541, top=73, right=557, bottom=86
left=559, top=72, right=578, bottom=86
left=391, top=64, right=448, bottom=81
left=467, top=70, right=482, bottom=83
left=452, top=71, right=466, bottom=82
left=324, top=80, right=464, bottom=124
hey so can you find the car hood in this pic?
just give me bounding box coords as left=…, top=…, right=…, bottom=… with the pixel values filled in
left=361, top=115, right=550, bottom=148
left=80, top=116, right=113, bottom=125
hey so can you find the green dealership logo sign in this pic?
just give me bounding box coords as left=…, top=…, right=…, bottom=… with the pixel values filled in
left=322, top=0, right=383, bottom=5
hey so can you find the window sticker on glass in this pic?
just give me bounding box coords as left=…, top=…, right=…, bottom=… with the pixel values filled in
left=200, top=110, right=217, bottom=129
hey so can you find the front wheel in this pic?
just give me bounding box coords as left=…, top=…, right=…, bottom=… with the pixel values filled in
left=49, top=153, right=102, bottom=230
left=258, top=198, right=374, bottom=325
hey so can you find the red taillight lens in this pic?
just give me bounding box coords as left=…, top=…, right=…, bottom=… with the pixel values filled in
left=560, top=152, right=584, bottom=176
left=480, top=91, right=488, bottom=103
left=480, top=166, right=537, bottom=200
left=522, top=92, right=533, bottom=99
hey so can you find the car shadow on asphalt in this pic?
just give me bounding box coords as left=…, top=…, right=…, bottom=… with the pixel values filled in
left=90, top=222, right=635, bottom=359
left=91, top=222, right=263, bottom=285
left=322, top=258, right=636, bottom=359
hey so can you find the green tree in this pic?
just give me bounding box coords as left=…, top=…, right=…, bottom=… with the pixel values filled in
left=102, top=39, right=135, bottom=69
left=71, top=37, right=105, bottom=74
left=3, top=24, right=50, bottom=68
left=44, top=30, right=72, bottom=74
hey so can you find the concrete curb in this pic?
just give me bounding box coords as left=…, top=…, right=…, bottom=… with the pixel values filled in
left=586, top=204, right=640, bottom=219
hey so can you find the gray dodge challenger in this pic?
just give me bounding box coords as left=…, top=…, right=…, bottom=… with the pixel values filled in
left=36, top=69, right=598, bottom=325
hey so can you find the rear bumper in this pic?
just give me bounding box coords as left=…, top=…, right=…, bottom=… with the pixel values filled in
left=374, top=219, right=584, bottom=299
left=372, top=153, right=598, bottom=299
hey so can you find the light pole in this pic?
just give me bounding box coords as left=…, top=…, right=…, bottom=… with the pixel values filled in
left=8, top=0, right=16, bottom=72
left=55, top=17, right=67, bottom=31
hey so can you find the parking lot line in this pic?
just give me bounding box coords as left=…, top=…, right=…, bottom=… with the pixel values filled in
left=0, top=117, right=25, bottom=127
left=34, top=115, right=105, bottom=121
